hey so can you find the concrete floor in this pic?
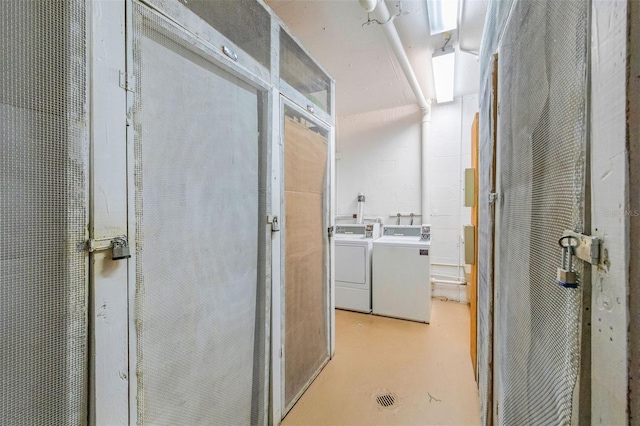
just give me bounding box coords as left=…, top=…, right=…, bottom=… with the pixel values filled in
left=282, top=299, right=481, bottom=426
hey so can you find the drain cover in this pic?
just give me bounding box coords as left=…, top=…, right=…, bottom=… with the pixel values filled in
left=376, top=393, right=396, bottom=408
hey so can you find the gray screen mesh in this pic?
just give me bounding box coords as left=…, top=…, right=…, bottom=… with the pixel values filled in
left=280, top=31, right=332, bottom=115
left=282, top=109, right=330, bottom=414
left=178, top=0, right=271, bottom=69
left=495, top=0, right=588, bottom=423
left=477, top=64, right=496, bottom=426
left=1, top=0, right=88, bottom=424
left=477, top=1, right=513, bottom=423
left=133, top=3, right=269, bottom=424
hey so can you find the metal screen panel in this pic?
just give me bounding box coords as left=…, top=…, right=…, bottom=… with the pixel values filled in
left=133, top=3, right=269, bottom=424
left=477, top=64, right=496, bottom=426
left=477, top=1, right=513, bottom=423
left=495, top=1, right=588, bottom=423
left=280, top=31, right=332, bottom=115
left=1, top=0, right=89, bottom=424
left=283, top=110, right=330, bottom=414
left=177, top=0, right=271, bottom=69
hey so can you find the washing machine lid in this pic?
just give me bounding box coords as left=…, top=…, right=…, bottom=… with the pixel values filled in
left=334, top=238, right=373, bottom=248
left=373, top=235, right=431, bottom=249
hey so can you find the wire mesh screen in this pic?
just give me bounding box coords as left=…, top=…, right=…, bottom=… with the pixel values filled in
left=1, top=0, right=88, bottom=424
left=133, top=3, right=269, bottom=424
left=280, top=31, right=331, bottom=115
left=477, top=1, right=513, bottom=423
left=496, top=0, right=588, bottom=423
left=477, top=63, right=496, bottom=426
left=177, top=0, right=271, bottom=69
left=479, top=0, right=513, bottom=103
left=283, top=108, right=330, bottom=414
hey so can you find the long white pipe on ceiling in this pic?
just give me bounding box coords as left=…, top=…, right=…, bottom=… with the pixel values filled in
left=362, top=0, right=432, bottom=223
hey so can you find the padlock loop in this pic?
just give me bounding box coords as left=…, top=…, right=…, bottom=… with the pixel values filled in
left=558, top=235, right=579, bottom=249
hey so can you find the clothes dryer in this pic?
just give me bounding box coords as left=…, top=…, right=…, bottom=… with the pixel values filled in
left=334, top=223, right=381, bottom=313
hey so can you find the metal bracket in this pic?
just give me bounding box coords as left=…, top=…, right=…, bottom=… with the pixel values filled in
left=562, top=230, right=601, bottom=265
left=267, top=215, right=280, bottom=232
left=119, top=71, right=135, bottom=92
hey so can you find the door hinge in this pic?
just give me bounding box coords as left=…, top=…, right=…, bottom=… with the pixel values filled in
left=489, top=192, right=498, bottom=203
left=119, top=71, right=135, bottom=92
left=267, top=215, right=280, bottom=233
left=328, top=226, right=334, bottom=238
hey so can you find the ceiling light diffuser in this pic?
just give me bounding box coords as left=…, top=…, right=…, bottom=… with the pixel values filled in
left=426, top=0, right=458, bottom=35
left=432, top=46, right=455, bottom=103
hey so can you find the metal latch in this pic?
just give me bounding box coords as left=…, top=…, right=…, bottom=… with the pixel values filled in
left=83, top=236, right=131, bottom=261
left=561, top=230, right=601, bottom=265
left=267, top=215, right=280, bottom=233
left=328, top=226, right=334, bottom=238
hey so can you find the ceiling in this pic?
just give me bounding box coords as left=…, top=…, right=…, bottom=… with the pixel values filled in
left=264, top=0, right=483, bottom=117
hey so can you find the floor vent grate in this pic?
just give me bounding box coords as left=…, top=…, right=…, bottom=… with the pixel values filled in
left=375, top=393, right=396, bottom=408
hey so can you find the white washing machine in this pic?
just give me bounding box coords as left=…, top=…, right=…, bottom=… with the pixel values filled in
left=335, top=223, right=381, bottom=313
left=372, top=225, right=431, bottom=323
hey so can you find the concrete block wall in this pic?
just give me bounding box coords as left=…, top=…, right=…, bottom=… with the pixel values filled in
left=336, top=103, right=422, bottom=223
left=336, top=95, right=479, bottom=294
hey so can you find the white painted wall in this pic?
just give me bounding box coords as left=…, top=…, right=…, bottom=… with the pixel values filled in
left=336, top=94, right=479, bottom=289
left=429, top=95, right=478, bottom=281
left=337, top=103, right=422, bottom=224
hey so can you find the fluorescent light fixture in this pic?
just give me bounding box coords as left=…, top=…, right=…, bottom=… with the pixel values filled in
left=432, top=46, right=455, bottom=103
left=426, top=0, right=458, bottom=35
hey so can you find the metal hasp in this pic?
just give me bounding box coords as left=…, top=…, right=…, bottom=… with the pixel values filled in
left=562, top=230, right=601, bottom=265
left=267, top=215, right=280, bottom=233
left=83, top=235, right=131, bottom=261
